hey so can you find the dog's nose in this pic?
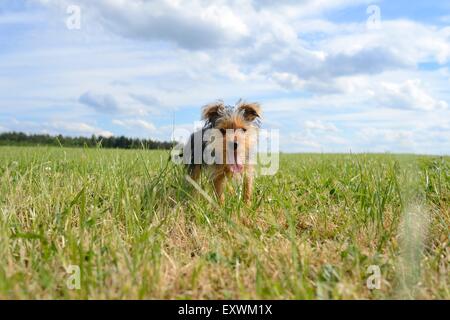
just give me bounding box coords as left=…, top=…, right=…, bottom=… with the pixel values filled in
left=233, top=142, right=238, bottom=150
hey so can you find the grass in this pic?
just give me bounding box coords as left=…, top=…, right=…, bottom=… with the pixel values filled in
left=0, top=146, right=448, bottom=299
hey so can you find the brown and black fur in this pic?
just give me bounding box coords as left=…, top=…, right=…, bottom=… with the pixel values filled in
left=184, top=100, right=261, bottom=203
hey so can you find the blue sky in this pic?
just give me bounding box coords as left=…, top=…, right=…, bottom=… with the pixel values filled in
left=0, top=0, right=449, bottom=154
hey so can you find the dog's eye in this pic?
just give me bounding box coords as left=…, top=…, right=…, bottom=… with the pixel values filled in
left=242, top=128, right=247, bottom=132
left=220, top=128, right=226, bottom=135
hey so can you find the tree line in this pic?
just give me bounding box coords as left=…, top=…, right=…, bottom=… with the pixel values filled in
left=0, top=132, right=174, bottom=150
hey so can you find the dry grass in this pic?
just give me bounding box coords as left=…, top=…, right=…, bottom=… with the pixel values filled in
left=0, top=146, right=448, bottom=299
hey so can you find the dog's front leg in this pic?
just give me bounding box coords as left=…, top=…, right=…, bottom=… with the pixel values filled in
left=189, top=164, right=201, bottom=181
left=243, top=167, right=253, bottom=204
left=213, top=172, right=226, bottom=204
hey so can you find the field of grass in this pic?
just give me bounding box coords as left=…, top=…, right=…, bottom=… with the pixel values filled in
left=0, top=146, right=448, bottom=299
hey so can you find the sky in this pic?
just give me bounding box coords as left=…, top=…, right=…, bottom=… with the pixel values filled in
left=0, top=0, right=449, bottom=154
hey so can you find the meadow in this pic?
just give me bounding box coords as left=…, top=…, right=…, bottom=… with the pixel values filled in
left=0, top=146, right=448, bottom=299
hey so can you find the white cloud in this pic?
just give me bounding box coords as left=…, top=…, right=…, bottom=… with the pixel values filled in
left=110, top=119, right=194, bottom=141
left=112, top=119, right=157, bottom=133
left=77, top=90, right=161, bottom=116
left=5, top=119, right=113, bottom=137
left=41, top=0, right=250, bottom=50
left=304, top=120, right=338, bottom=132
left=374, top=79, right=448, bottom=111
left=49, top=121, right=113, bottom=137
left=289, top=132, right=322, bottom=150
left=288, top=130, right=349, bottom=152
left=129, top=93, right=159, bottom=107
left=2, top=0, right=450, bottom=154
left=269, top=46, right=408, bottom=83
left=79, top=91, right=120, bottom=113
left=320, top=20, right=450, bottom=65
left=360, top=127, right=414, bottom=143
left=286, top=120, right=348, bottom=152
left=32, top=1, right=450, bottom=98
left=253, top=0, right=373, bottom=17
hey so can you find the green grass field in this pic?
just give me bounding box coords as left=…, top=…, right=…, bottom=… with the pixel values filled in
left=0, top=146, right=448, bottom=299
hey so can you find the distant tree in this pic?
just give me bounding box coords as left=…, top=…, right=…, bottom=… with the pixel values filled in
left=0, top=132, right=174, bottom=150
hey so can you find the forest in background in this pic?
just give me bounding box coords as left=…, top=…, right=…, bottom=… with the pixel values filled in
left=0, top=132, right=173, bottom=150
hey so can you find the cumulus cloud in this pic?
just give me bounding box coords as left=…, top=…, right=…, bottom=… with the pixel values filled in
left=356, top=126, right=439, bottom=153
left=271, top=47, right=409, bottom=82
left=129, top=93, right=159, bottom=107
left=288, top=130, right=348, bottom=152
left=49, top=121, right=113, bottom=137
left=79, top=91, right=120, bottom=113
left=321, top=20, right=450, bottom=66
left=252, top=18, right=449, bottom=93
left=289, top=132, right=322, bottom=150
left=269, top=49, right=407, bottom=93
left=374, top=80, right=448, bottom=111
left=360, top=127, right=414, bottom=143
left=112, top=119, right=157, bottom=133
left=40, top=0, right=369, bottom=51
left=304, top=120, right=338, bottom=132
left=44, top=0, right=250, bottom=50
left=6, top=119, right=113, bottom=137
left=38, top=0, right=450, bottom=93
left=5, top=0, right=450, bottom=154
left=286, top=120, right=347, bottom=152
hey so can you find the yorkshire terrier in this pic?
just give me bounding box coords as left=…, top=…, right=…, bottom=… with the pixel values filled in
left=183, top=100, right=262, bottom=203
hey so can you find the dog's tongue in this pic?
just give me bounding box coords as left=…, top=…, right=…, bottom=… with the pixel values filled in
left=229, top=150, right=244, bottom=173
left=230, top=164, right=244, bottom=173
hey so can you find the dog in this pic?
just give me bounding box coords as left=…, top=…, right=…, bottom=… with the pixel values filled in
left=183, top=100, right=261, bottom=203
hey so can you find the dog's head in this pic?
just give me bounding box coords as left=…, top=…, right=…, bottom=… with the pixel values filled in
left=202, top=100, right=261, bottom=174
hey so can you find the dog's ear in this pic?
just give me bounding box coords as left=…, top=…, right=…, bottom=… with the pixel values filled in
left=202, top=101, right=225, bottom=125
left=237, top=102, right=261, bottom=122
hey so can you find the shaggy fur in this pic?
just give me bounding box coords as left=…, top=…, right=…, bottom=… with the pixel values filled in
left=184, top=100, right=262, bottom=203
